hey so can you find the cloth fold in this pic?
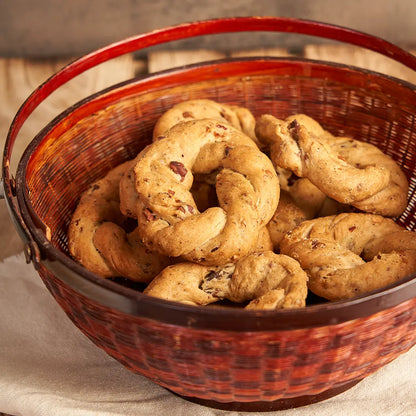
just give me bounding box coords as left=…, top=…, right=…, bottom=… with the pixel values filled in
left=0, top=253, right=415, bottom=416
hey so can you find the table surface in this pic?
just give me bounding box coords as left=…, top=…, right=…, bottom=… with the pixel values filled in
left=1, top=44, right=416, bottom=416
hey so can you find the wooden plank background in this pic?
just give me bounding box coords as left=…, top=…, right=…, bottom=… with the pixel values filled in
left=1, top=45, right=415, bottom=260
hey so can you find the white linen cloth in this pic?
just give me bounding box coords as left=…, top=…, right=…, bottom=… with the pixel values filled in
left=0, top=253, right=415, bottom=416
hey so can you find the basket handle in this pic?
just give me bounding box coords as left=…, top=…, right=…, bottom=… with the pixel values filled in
left=3, top=16, right=416, bottom=260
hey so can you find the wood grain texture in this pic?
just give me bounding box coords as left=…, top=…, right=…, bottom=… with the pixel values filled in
left=0, top=55, right=138, bottom=166
left=304, top=44, right=416, bottom=83
left=148, top=49, right=226, bottom=72
left=0, top=55, right=138, bottom=260
left=148, top=47, right=293, bottom=73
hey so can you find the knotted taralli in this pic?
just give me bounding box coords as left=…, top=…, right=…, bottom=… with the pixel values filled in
left=144, top=251, right=308, bottom=309
left=280, top=213, right=416, bottom=301
left=255, top=114, right=408, bottom=217
left=133, top=118, right=279, bottom=265
left=68, top=161, right=171, bottom=282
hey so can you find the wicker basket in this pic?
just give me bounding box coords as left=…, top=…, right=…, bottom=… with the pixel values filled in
left=3, top=17, right=416, bottom=411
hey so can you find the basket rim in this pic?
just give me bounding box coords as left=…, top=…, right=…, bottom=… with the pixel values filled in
left=13, top=57, right=416, bottom=331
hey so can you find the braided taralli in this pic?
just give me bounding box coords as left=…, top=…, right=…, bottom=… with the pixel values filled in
left=133, top=118, right=279, bottom=265
left=144, top=251, right=308, bottom=309
left=255, top=114, right=408, bottom=217
left=280, top=213, right=416, bottom=300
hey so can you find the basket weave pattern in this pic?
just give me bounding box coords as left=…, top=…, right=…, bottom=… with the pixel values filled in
left=38, top=263, right=416, bottom=402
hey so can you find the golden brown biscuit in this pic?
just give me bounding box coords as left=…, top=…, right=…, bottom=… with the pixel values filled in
left=332, top=136, right=408, bottom=215
left=266, top=181, right=350, bottom=251
left=144, top=251, right=308, bottom=309
left=266, top=190, right=310, bottom=250
left=68, top=161, right=170, bottom=281
left=120, top=97, right=261, bottom=221
left=144, top=262, right=234, bottom=306
left=259, top=114, right=348, bottom=246
left=256, top=114, right=408, bottom=216
left=224, top=251, right=309, bottom=309
left=134, top=118, right=279, bottom=265
left=280, top=213, right=416, bottom=300
left=153, top=99, right=260, bottom=146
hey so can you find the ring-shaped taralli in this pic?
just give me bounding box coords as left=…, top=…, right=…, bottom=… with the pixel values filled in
left=134, top=118, right=279, bottom=265
left=255, top=114, right=408, bottom=217
left=68, top=161, right=171, bottom=281
left=144, top=251, right=308, bottom=309
left=280, top=213, right=416, bottom=300
left=120, top=99, right=260, bottom=219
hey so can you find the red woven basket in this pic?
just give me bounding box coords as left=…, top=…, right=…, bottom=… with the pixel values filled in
left=3, top=17, right=416, bottom=412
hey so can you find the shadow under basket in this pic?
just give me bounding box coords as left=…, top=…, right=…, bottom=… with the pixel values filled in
left=5, top=18, right=416, bottom=412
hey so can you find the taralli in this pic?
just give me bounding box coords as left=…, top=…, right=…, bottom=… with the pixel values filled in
left=288, top=176, right=349, bottom=219
left=266, top=190, right=310, bottom=250
left=266, top=113, right=333, bottom=194
left=222, top=251, right=309, bottom=309
left=255, top=114, right=408, bottom=216
left=69, top=99, right=413, bottom=309
left=119, top=98, right=261, bottom=220
left=280, top=213, right=416, bottom=300
left=332, top=135, right=408, bottom=215
left=144, top=262, right=234, bottom=306
left=153, top=99, right=259, bottom=146
left=144, top=251, right=308, bottom=309
left=120, top=171, right=220, bottom=220
left=267, top=180, right=350, bottom=250
left=68, top=161, right=170, bottom=282
left=132, top=118, right=279, bottom=265
left=260, top=115, right=348, bottom=248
